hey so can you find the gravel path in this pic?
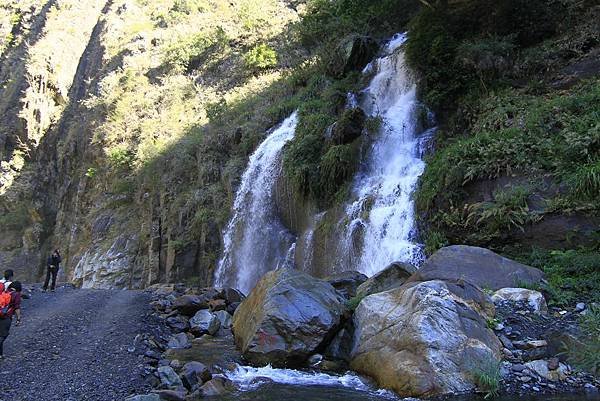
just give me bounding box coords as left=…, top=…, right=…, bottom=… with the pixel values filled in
left=0, top=285, right=161, bottom=401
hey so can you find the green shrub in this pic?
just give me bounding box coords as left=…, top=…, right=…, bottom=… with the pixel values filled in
left=320, top=143, right=359, bottom=199
left=570, top=305, right=600, bottom=375
left=346, top=294, right=366, bottom=311
left=424, top=230, right=448, bottom=255
left=163, top=29, right=226, bottom=73
left=244, top=44, right=277, bottom=71
left=524, top=249, right=600, bottom=306
left=471, top=358, right=501, bottom=399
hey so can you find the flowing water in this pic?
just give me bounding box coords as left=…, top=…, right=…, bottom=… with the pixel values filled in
left=214, top=112, right=298, bottom=294
left=338, top=32, right=431, bottom=276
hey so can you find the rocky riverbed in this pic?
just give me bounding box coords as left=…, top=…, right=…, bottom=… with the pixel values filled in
left=128, top=246, right=599, bottom=401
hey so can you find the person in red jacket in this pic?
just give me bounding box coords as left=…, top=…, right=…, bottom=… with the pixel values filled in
left=0, top=281, right=22, bottom=360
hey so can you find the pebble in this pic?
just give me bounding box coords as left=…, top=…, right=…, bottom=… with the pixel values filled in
left=575, top=303, right=586, bottom=312
left=519, top=376, right=532, bottom=383
left=532, top=386, right=540, bottom=392
left=512, top=364, right=526, bottom=372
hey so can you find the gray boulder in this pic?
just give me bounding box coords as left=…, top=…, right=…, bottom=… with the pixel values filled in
left=350, top=279, right=501, bottom=398
left=409, top=246, right=545, bottom=290
left=173, top=295, right=210, bottom=317
left=168, top=332, right=192, bottom=349
left=181, top=361, right=212, bottom=390
left=125, top=395, right=161, bottom=401
left=189, top=310, right=220, bottom=336
left=157, top=366, right=184, bottom=390
left=356, top=261, right=417, bottom=298
left=232, top=268, right=346, bottom=367
left=214, top=310, right=233, bottom=329
left=325, top=270, right=368, bottom=299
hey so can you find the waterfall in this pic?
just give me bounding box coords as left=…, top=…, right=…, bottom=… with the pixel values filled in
left=341, top=33, right=433, bottom=276
left=214, top=112, right=298, bottom=294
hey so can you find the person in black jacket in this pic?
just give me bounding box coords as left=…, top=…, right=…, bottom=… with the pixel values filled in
left=43, top=249, right=61, bottom=292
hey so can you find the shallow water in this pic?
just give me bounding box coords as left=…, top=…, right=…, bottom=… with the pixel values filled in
left=216, top=382, right=600, bottom=401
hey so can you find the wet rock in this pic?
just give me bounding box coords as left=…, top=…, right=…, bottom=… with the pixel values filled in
left=356, top=261, right=417, bottom=298
left=199, top=377, right=233, bottom=396
left=214, top=310, right=232, bottom=329
left=208, top=299, right=227, bottom=312
left=157, top=366, right=184, bottom=390
left=350, top=279, right=501, bottom=397
left=330, top=108, right=366, bottom=146
left=492, top=288, right=548, bottom=314
left=226, top=302, right=240, bottom=315
left=219, top=288, right=245, bottom=304
left=154, top=389, right=187, bottom=401
left=328, top=35, right=379, bottom=77
left=325, top=270, right=368, bottom=298
left=232, top=268, right=346, bottom=367
left=513, top=340, right=548, bottom=350
left=409, top=246, right=545, bottom=290
left=324, top=324, right=354, bottom=362
left=167, top=316, right=190, bottom=333
left=168, top=333, right=192, bottom=350
left=189, top=310, right=220, bottom=336
left=173, top=295, right=210, bottom=317
left=181, top=361, right=212, bottom=390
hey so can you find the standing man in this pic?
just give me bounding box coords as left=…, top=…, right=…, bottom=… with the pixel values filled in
left=43, top=249, right=61, bottom=292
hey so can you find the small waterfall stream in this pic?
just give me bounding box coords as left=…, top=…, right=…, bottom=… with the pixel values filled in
left=214, top=112, right=298, bottom=294
left=339, top=33, right=431, bottom=276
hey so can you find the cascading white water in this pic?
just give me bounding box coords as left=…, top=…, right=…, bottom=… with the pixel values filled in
left=342, top=33, right=432, bottom=276
left=214, top=112, right=298, bottom=294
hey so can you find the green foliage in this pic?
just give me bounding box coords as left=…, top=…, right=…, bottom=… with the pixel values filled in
left=469, top=186, right=539, bottom=236
left=163, top=29, right=227, bottom=73
left=524, top=249, right=600, bottom=306
left=471, top=358, right=501, bottom=399
left=244, top=44, right=278, bottom=71
left=570, top=305, right=600, bottom=376
left=424, top=230, right=448, bottom=256
left=418, top=79, right=600, bottom=214
left=320, top=143, right=359, bottom=199
left=85, top=167, right=97, bottom=178
left=297, top=0, right=419, bottom=47
left=107, top=148, right=134, bottom=169
left=346, top=294, right=366, bottom=311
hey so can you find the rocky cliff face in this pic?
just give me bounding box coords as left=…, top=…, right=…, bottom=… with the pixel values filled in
left=0, top=0, right=301, bottom=288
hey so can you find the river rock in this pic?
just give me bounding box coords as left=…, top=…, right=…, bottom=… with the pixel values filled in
left=219, top=288, right=245, bottom=304
left=189, top=310, right=220, bottom=336
left=168, top=333, right=192, bottom=349
left=208, top=299, right=227, bottom=312
left=173, top=295, right=210, bottom=317
left=181, top=361, right=212, bottom=390
left=526, top=360, right=570, bottom=381
left=356, top=261, right=417, bottom=298
left=492, top=288, right=548, bottom=314
left=199, top=377, right=233, bottom=396
left=409, top=246, right=545, bottom=290
left=153, top=390, right=186, bottom=401
left=350, top=279, right=501, bottom=397
left=166, top=316, right=190, bottom=332
left=126, top=395, right=161, bottom=401
left=214, top=310, right=233, bottom=329
left=232, top=268, right=346, bottom=367
left=157, top=366, right=184, bottom=390
left=325, top=270, right=368, bottom=298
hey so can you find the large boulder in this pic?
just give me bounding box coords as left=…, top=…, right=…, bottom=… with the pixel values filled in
left=328, top=35, right=379, bottom=77
left=173, top=295, right=210, bottom=317
left=409, top=246, right=544, bottom=290
left=325, top=270, right=368, bottom=299
left=189, top=310, right=221, bottom=336
left=350, top=279, right=501, bottom=398
left=356, top=261, right=417, bottom=298
left=492, top=288, right=548, bottom=314
left=232, top=268, right=346, bottom=367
